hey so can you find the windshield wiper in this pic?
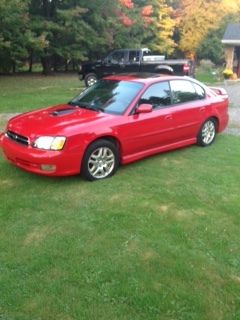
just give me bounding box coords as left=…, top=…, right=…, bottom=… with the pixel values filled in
left=68, top=101, right=104, bottom=112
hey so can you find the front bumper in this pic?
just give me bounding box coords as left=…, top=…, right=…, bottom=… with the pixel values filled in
left=0, top=133, right=83, bottom=176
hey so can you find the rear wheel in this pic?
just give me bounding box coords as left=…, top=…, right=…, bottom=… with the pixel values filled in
left=81, top=139, right=119, bottom=181
left=197, top=118, right=217, bottom=146
left=84, top=73, right=97, bottom=87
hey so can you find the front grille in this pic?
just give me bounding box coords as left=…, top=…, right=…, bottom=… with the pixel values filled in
left=6, top=130, right=29, bottom=146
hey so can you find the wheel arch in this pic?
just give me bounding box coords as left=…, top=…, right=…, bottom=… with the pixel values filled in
left=83, top=70, right=95, bottom=79
left=83, top=135, right=123, bottom=163
left=154, top=65, right=174, bottom=75
left=197, top=116, right=219, bottom=147
left=207, top=116, right=219, bottom=132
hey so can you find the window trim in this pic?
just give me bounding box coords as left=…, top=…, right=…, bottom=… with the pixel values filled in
left=129, top=79, right=207, bottom=115
left=130, top=80, right=172, bottom=115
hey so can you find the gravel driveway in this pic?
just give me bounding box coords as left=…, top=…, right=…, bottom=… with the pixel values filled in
left=0, top=82, right=239, bottom=135
left=223, top=81, right=240, bottom=136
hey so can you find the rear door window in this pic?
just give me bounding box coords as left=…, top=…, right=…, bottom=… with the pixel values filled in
left=170, top=80, right=205, bottom=104
left=128, top=51, right=140, bottom=63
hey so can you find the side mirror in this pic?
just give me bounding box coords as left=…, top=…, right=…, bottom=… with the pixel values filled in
left=135, top=104, right=153, bottom=114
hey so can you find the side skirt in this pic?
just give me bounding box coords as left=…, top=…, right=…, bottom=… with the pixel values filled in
left=121, top=138, right=196, bottom=165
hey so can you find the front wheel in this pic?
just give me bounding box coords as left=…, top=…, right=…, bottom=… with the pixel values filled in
left=81, top=139, right=119, bottom=181
left=84, top=73, right=97, bottom=87
left=197, top=118, right=217, bottom=146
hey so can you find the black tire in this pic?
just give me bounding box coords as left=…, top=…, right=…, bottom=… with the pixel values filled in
left=197, top=118, right=217, bottom=147
left=84, top=73, right=97, bottom=87
left=81, top=139, right=119, bottom=181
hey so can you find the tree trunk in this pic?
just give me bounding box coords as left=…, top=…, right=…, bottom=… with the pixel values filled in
left=72, top=60, right=76, bottom=71
left=42, top=0, right=49, bottom=18
left=65, top=60, right=69, bottom=72
left=12, top=61, right=16, bottom=73
left=53, top=56, right=58, bottom=72
left=28, top=50, right=33, bottom=72
left=41, top=56, right=52, bottom=75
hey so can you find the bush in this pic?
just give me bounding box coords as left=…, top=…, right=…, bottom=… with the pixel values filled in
left=223, top=68, right=233, bottom=79
left=199, top=59, right=215, bottom=71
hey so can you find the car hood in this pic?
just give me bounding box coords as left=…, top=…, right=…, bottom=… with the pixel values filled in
left=7, top=104, right=112, bottom=138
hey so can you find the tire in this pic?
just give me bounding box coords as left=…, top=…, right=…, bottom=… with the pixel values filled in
left=84, top=73, right=97, bottom=87
left=197, top=118, right=217, bottom=147
left=81, top=139, right=119, bottom=181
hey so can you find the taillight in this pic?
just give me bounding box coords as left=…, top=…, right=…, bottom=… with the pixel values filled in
left=183, top=63, right=190, bottom=73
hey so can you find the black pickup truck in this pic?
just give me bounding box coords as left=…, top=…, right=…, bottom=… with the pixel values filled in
left=79, top=48, right=195, bottom=87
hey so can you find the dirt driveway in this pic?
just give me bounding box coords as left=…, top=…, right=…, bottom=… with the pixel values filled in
left=0, top=82, right=239, bottom=135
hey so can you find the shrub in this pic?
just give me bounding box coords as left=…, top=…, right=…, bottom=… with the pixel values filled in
left=223, top=68, right=233, bottom=79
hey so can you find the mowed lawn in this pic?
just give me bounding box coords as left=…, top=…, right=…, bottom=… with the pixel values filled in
left=0, top=75, right=240, bottom=320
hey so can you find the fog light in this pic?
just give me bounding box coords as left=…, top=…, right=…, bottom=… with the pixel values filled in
left=40, top=164, right=56, bottom=172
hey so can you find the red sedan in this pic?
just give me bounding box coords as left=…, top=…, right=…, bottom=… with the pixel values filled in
left=0, top=74, right=228, bottom=180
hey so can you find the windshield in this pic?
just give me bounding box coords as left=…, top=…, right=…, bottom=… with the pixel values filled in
left=69, top=80, right=144, bottom=115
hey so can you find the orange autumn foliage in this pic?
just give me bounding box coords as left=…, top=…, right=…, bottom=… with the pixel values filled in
left=118, top=0, right=134, bottom=9
left=141, top=5, right=153, bottom=17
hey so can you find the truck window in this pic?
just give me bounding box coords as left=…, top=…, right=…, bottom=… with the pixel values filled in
left=129, top=50, right=140, bottom=63
left=107, top=51, right=125, bottom=64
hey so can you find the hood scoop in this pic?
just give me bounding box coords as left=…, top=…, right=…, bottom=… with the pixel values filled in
left=50, top=108, right=77, bottom=117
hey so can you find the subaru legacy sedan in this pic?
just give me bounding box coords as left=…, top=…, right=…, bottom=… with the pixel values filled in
left=0, top=74, right=228, bottom=180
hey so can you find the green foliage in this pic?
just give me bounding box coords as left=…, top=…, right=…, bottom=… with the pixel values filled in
left=196, top=13, right=240, bottom=65
left=0, top=0, right=30, bottom=72
left=1, top=0, right=239, bottom=72
left=197, top=31, right=225, bottom=65
left=29, top=1, right=98, bottom=73
left=196, top=21, right=228, bottom=65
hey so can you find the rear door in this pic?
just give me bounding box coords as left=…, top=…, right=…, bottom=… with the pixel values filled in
left=120, top=79, right=208, bottom=156
left=168, top=79, right=208, bottom=141
left=123, top=50, right=141, bottom=73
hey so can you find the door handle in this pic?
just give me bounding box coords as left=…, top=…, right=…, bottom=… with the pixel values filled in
left=199, top=107, right=205, bottom=113
left=165, top=115, right=173, bottom=120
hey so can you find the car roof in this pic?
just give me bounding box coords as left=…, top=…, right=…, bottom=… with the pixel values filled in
left=104, top=73, right=187, bottom=85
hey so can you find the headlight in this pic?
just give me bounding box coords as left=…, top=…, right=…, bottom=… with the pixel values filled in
left=33, top=136, right=66, bottom=151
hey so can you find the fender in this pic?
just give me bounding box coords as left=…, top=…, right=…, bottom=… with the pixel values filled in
left=155, top=65, right=174, bottom=74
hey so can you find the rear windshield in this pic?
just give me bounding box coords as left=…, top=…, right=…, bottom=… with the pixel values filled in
left=70, top=80, right=144, bottom=115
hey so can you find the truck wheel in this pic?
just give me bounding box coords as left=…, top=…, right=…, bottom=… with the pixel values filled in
left=85, top=73, right=97, bottom=87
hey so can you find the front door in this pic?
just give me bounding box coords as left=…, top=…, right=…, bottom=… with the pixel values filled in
left=120, top=81, right=175, bottom=156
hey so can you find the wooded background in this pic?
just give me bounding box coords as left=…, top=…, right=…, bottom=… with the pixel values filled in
left=0, top=0, right=240, bottom=74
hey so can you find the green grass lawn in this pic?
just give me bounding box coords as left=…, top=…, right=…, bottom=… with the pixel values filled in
left=0, top=73, right=82, bottom=113
left=0, top=74, right=240, bottom=320
left=195, top=68, right=222, bottom=85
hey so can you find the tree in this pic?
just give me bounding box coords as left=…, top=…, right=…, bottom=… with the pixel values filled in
left=177, top=0, right=240, bottom=58
left=149, top=0, right=176, bottom=55
left=0, top=0, right=32, bottom=72
left=29, top=0, right=96, bottom=74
